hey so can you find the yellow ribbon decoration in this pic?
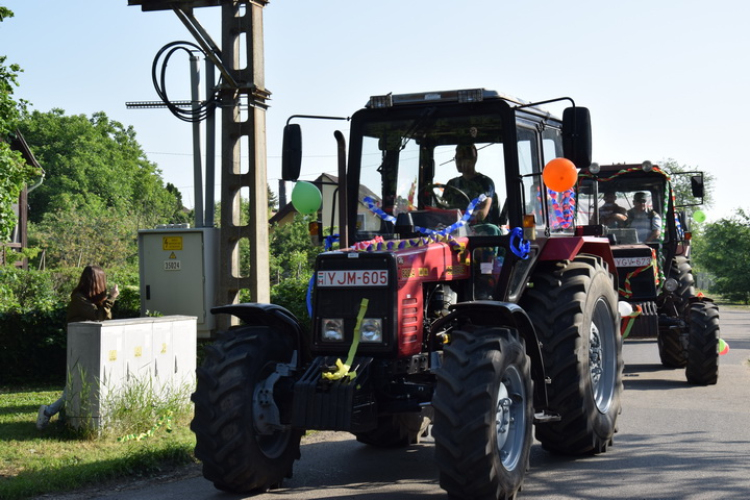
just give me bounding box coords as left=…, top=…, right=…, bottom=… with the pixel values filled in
left=322, top=298, right=369, bottom=381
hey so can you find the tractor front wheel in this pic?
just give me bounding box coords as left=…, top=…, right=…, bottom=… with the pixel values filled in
left=521, top=254, right=623, bottom=455
left=191, top=327, right=302, bottom=493
left=433, top=327, right=533, bottom=500
left=658, top=327, right=686, bottom=368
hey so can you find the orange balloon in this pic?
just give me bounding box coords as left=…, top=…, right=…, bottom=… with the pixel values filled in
left=543, top=158, right=578, bottom=192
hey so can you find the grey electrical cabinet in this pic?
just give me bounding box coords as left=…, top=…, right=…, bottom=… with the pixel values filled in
left=138, top=226, right=219, bottom=338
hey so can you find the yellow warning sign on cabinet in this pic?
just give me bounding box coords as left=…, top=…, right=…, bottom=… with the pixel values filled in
left=162, top=236, right=183, bottom=251
left=168, top=252, right=177, bottom=259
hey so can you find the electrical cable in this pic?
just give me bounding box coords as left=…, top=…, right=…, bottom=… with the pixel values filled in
left=151, top=41, right=221, bottom=123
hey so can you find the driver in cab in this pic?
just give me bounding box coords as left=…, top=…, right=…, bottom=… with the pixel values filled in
left=443, top=144, right=500, bottom=225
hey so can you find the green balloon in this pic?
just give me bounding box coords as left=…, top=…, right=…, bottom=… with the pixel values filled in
left=291, top=181, right=322, bottom=215
left=693, top=209, right=706, bottom=223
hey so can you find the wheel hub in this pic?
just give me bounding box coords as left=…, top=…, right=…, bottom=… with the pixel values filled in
left=495, top=368, right=526, bottom=470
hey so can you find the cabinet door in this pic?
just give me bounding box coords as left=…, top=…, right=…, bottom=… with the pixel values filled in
left=140, top=231, right=206, bottom=323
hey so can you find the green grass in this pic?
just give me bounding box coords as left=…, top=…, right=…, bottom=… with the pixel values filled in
left=0, top=386, right=197, bottom=500
left=714, top=297, right=750, bottom=310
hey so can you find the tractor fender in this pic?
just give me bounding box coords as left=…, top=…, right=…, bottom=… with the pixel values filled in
left=211, top=303, right=305, bottom=359
left=442, top=300, right=549, bottom=409
left=539, top=236, right=619, bottom=289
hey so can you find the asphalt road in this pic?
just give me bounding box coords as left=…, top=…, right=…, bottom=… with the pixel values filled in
left=48, top=308, right=750, bottom=500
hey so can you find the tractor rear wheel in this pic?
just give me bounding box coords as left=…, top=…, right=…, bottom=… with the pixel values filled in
left=686, top=301, right=720, bottom=385
left=191, top=327, right=302, bottom=493
left=433, top=327, right=532, bottom=500
left=521, top=254, right=623, bottom=455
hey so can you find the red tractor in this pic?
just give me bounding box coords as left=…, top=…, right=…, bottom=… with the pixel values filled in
left=191, top=89, right=624, bottom=499
left=575, top=162, right=720, bottom=385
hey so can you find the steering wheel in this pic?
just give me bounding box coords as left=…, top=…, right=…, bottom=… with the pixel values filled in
left=423, top=183, right=472, bottom=209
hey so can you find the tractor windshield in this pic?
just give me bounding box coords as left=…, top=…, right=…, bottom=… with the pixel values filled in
left=578, top=176, right=668, bottom=244
left=350, top=107, right=509, bottom=242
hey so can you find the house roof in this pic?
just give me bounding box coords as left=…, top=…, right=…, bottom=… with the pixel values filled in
left=9, top=130, right=43, bottom=172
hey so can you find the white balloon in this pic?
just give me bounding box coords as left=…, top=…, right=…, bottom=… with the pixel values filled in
left=618, top=301, right=633, bottom=317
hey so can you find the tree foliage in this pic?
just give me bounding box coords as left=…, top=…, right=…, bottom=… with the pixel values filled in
left=693, top=210, right=750, bottom=304
left=20, top=110, right=183, bottom=223
left=0, top=7, right=40, bottom=242
left=269, top=214, right=319, bottom=283
left=661, top=158, right=715, bottom=209
left=18, top=109, right=188, bottom=267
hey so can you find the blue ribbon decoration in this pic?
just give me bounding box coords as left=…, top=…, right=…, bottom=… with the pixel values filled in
left=306, top=274, right=314, bottom=317
left=362, top=194, right=486, bottom=244
left=363, top=197, right=397, bottom=224
left=510, top=227, right=530, bottom=260
left=324, top=234, right=339, bottom=251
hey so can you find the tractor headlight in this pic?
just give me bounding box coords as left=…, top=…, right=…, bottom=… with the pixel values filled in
left=321, top=318, right=345, bottom=342
left=360, top=318, right=384, bottom=343
left=664, top=278, right=679, bottom=293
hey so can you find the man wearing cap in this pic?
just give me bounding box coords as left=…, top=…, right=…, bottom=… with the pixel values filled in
left=626, top=192, right=661, bottom=242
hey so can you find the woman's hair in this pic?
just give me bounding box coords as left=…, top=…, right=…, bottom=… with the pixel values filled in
left=72, top=265, right=108, bottom=304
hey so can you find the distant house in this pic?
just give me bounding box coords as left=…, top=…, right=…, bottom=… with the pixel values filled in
left=270, top=173, right=381, bottom=234
left=1, top=131, right=44, bottom=269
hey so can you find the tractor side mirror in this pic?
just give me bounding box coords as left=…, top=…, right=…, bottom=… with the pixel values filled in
left=690, top=174, right=705, bottom=198
left=282, top=124, right=302, bottom=181
left=562, top=107, right=592, bottom=169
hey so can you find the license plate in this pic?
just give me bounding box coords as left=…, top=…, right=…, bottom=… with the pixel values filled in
left=317, top=270, right=389, bottom=287
left=614, top=256, right=652, bottom=268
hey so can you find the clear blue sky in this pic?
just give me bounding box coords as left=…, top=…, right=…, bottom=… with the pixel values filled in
left=2, top=0, right=748, bottom=221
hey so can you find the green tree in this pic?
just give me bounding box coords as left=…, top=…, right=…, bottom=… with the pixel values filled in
left=20, top=109, right=181, bottom=224
left=661, top=158, right=715, bottom=209
left=17, top=109, right=185, bottom=267
left=31, top=205, right=136, bottom=268
left=268, top=214, right=319, bottom=284
left=0, top=7, right=39, bottom=241
left=693, top=210, right=750, bottom=304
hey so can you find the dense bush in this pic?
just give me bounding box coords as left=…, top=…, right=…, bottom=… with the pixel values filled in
left=0, top=307, right=67, bottom=384
left=270, top=274, right=313, bottom=332
left=0, top=266, right=140, bottom=384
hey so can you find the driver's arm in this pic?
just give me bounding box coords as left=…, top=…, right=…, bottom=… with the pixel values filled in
left=473, top=197, right=492, bottom=222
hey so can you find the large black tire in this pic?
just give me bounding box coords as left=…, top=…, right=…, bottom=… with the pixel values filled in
left=191, top=327, right=302, bottom=493
left=433, top=327, right=533, bottom=500
left=657, top=256, right=695, bottom=367
left=685, top=301, right=720, bottom=385
left=658, top=327, right=686, bottom=368
left=355, top=411, right=431, bottom=448
left=520, top=254, right=623, bottom=455
left=673, top=255, right=696, bottom=316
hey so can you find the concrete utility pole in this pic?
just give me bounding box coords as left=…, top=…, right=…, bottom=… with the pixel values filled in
left=128, top=0, right=271, bottom=329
